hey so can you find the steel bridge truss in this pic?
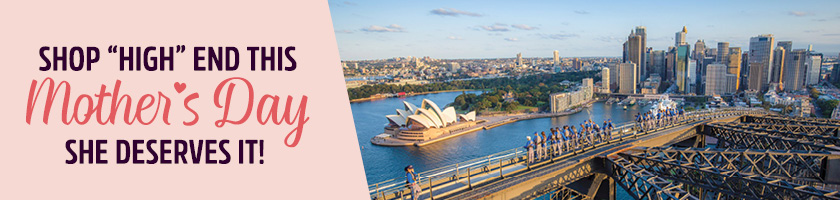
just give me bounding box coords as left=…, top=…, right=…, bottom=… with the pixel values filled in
left=703, top=123, right=840, bottom=152
left=743, top=115, right=840, bottom=127
left=605, top=156, right=697, bottom=200
left=546, top=186, right=591, bottom=200
left=618, top=147, right=840, bottom=200
left=714, top=122, right=840, bottom=147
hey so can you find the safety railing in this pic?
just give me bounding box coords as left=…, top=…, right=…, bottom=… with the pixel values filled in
left=368, top=107, right=766, bottom=200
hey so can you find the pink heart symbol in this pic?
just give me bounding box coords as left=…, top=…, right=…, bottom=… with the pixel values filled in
left=174, top=82, right=186, bottom=93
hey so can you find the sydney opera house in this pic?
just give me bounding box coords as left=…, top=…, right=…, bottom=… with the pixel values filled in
left=383, top=99, right=477, bottom=141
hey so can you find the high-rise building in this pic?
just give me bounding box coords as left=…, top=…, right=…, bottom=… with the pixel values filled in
left=651, top=50, right=666, bottom=78
left=831, top=62, right=840, bottom=85
left=688, top=59, right=697, bottom=94
left=705, top=64, right=728, bottom=95
left=619, top=63, right=637, bottom=94
left=694, top=40, right=706, bottom=59
left=717, top=42, right=730, bottom=65
left=636, top=26, right=648, bottom=77
left=675, top=44, right=691, bottom=93
left=728, top=47, right=742, bottom=90
left=777, top=41, right=792, bottom=56
left=609, top=63, right=620, bottom=91
left=740, top=52, right=749, bottom=91
left=783, top=49, right=808, bottom=92
left=748, top=34, right=774, bottom=91
left=624, top=29, right=644, bottom=84
left=665, top=47, right=676, bottom=82
left=675, top=26, right=687, bottom=46
left=601, top=67, right=610, bottom=93
left=805, top=53, right=823, bottom=85
left=771, top=46, right=786, bottom=90
left=573, top=58, right=582, bottom=70
left=553, top=50, right=560, bottom=66
left=516, top=52, right=523, bottom=67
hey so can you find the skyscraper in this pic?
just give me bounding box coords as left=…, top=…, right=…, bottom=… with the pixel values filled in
left=665, top=47, right=676, bottom=82
left=805, top=53, right=823, bottom=85
left=553, top=50, right=560, bottom=66
left=675, top=26, right=687, bottom=46
left=609, top=63, right=620, bottom=91
left=602, top=67, right=610, bottom=93
left=651, top=50, right=666, bottom=78
left=675, top=44, right=691, bottom=93
left=728, top=47, right=742, bottom=90
left=694, top=40, right=706, bottom=59
left=717, top=42, right=730, bottom=65
left=516, top=52, right=523, bottom=67
left=747, top=34, right=774, bottom=91
left=619, top=63, right=637, bottom=94
left=783, top=49, right=808, bottom=92
left=635, top=26, right=648, bottom=76
left=705, top=64, right=728, bottom=95
left=624, top=29, right=644, bottom=86
left=771, top=46, right=786, bottom=90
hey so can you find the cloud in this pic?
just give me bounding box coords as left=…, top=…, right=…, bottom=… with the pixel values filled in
left=538, top=33, right=579, bottom=40
left=596, top=36, right=623, bottom=43
left=335, top=29, right=354, bottom=34
left=361, top=24, right=405, bottom=32
left=823, top=33, right=840, bottom=36
left=343, top=1, right=357, bottom=6
left=479, top=24, right=510, bottom=32
left=430, top=8, right=482, bottom=17
left=447, top=36, right=464, bottom=40
left=789, top=11, right=813, bottom=17
left=574, top=10, right=589, bottom=14
left=804, top=30, right=821, bottom=33
left=504, top=37, right=519, bottom=42
left=511, top=24, right=537, bottom=30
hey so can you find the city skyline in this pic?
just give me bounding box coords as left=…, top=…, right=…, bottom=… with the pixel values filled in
left=330, top=0, right=840, bottom=60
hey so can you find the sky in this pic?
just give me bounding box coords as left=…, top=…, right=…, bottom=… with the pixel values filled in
left=329, top=0, right=840, bottom=61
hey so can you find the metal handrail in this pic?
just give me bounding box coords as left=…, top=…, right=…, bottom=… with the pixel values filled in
left=369, top=107, right=766, bottom=199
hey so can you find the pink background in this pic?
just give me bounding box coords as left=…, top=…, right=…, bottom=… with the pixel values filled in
left=0, top=0, right=369, bottom=199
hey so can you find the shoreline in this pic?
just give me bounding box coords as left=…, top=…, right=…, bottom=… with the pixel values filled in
left=370, top=99, right=596, bottom=147
left=349, top=89, right=478, bottom=103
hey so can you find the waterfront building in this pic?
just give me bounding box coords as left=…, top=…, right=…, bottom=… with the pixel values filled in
left=624, top=30, right=644, bottom=83
left=601, top=67, right=610, bottom=93
left=636, top=26, right=648, bottom=80
left=549, top=79, right=594, bottom=113
left=608, top=63, right=621, bottom=92
left=748, top=34, right=774, bottom=91
left=619, top=63, right=637, bottom=94
left=384, top=99, right=477, bottom=141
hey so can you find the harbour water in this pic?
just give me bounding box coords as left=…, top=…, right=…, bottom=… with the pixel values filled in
left=352, top=91, right=650, bottom=196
